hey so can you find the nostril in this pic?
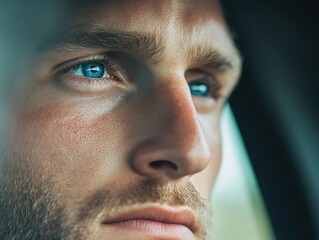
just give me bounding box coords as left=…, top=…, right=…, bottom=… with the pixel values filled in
left=149, top=160, right=178, bottom=171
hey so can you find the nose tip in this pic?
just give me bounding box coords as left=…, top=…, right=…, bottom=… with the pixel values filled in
left=130, top=137, right=211, bottom=179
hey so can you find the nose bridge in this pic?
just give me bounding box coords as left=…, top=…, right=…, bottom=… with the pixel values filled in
left=158, top=78, right=204, bottom=149
left=158, top=77, right=211, bottom=164
left=130, top=75, right=211, bottom=179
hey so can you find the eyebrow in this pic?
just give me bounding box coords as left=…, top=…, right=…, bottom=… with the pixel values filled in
left=189, top=45, right=239, bottom=72
left=38, top=24, right=240, bottom=73
left=38, top=25, right=164, bottom=63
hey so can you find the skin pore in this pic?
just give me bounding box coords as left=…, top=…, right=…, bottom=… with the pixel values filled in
left=0, top=0, right=241, bottom=239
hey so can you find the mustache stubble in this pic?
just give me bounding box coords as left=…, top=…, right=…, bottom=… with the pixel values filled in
left=70, top=178, right=210, bottom=239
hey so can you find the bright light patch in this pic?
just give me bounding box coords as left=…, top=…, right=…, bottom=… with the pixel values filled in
left=211, top=104, right=275, bottom=240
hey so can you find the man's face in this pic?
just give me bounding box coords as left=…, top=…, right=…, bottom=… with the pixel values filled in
left=0, top=0, right=241, bottom=239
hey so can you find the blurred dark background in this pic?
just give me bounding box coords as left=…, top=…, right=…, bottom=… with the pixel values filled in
left=223, top=0, right=319, bottom=239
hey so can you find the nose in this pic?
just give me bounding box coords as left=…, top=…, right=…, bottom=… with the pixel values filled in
left=130, top=75, right=211, bottom=180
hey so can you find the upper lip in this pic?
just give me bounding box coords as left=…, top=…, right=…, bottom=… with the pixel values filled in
left=102, top=204, right=196, bottom=232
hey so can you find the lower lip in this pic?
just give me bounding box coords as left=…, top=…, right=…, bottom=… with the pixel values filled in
left=102, top=219, right=195, bottom=239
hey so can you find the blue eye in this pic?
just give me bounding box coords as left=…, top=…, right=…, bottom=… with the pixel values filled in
left=189, top=81, right=209, bottom=97
left=68, top=62, right=108, bottom=78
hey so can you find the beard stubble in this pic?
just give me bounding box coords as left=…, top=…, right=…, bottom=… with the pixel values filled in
left=0, top=160, right=210, bottom=240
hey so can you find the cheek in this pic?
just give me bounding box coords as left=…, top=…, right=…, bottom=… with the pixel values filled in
left=191, top=113, right=222, bottom=198
left=191, top=139, right=221, bottom=199
left=12, top=98, right=130, bottom=194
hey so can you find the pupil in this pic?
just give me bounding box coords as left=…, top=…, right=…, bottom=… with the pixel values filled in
left=82, top=62, right=105, bottom=78
left=189, top=81, right=209, bottom=97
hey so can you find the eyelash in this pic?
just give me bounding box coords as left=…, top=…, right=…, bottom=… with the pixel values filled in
left=53, top=54, right=127, bottom=93
left=188, top=71, right=222, bottom=100
left=204, top=77, right=222, bottom=100
left=64, top=54, right=120, bottom=77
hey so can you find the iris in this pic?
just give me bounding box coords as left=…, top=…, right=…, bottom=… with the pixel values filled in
left=82, top=62, right=105, bottom=78
left=70, top=62, right=106, bottom=78
left=189, top=81, right=209, bottom=97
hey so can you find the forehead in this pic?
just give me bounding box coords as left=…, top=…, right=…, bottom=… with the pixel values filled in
left=77, top=0, right=225, bottom=27
left=71, top=0, right=235, bottom=56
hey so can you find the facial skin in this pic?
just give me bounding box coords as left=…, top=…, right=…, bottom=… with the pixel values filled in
left=0, top=0, right=241, bottom=239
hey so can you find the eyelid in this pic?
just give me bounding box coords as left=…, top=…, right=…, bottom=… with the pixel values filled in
left=187, top=69, right=222, bottom=100
left=50, top=53, right=132, bottom=95
left=53, top=53, right=124, bottom=79
left=206, top=76, right=222, bottom=100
